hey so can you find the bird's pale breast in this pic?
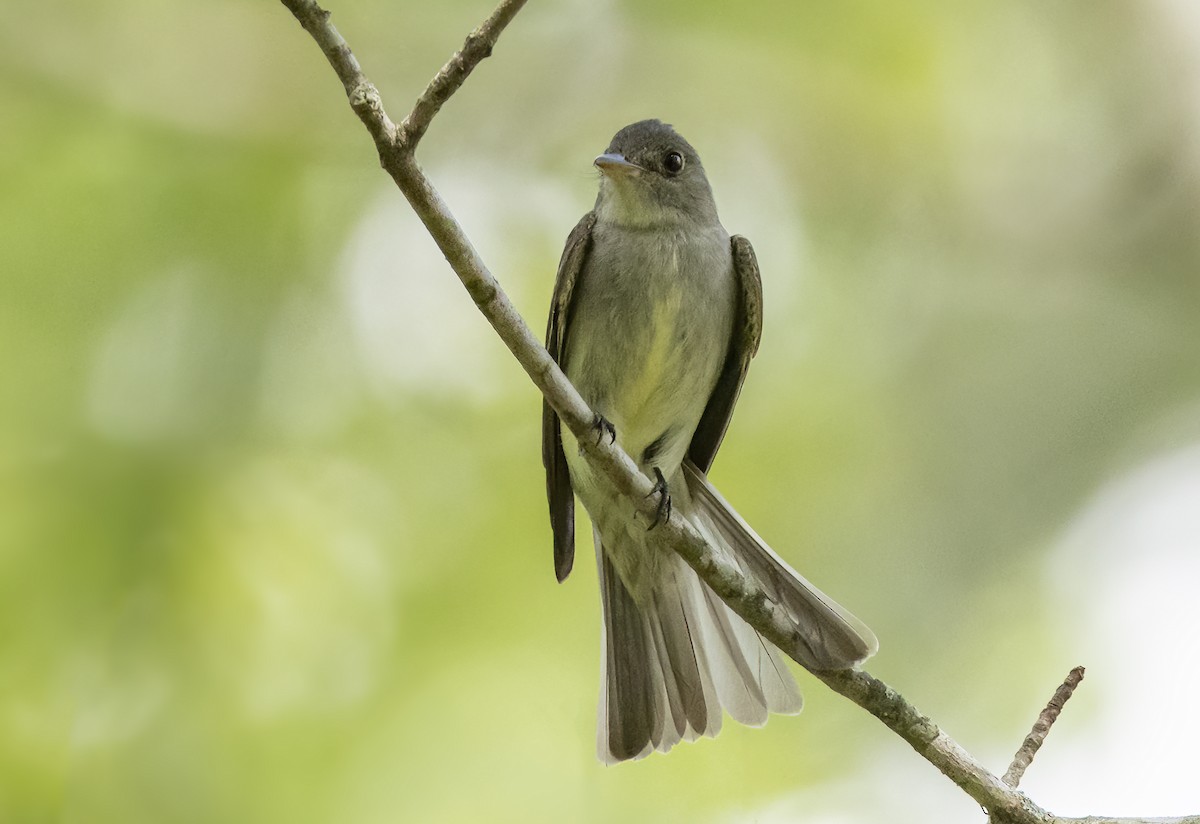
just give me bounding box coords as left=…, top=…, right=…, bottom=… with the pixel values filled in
left=563, top=220, right=734, bottom=486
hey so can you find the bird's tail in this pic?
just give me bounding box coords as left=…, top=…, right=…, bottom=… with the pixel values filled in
left=682, top=460, right=878, bottom=672
left=595, top=461, right=877, bottom=764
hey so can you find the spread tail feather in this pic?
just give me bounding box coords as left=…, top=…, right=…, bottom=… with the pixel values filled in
left=596, top=530, right=804, bottom=763
left=682, top=460, right=879, bottom=671
left=595, top=463, right=876, bottom=763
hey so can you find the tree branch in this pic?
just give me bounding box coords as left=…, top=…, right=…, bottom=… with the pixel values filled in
left=1004, top=666, right=1086, bottom=789
left=277, top=3, right=1199, bottom=823
left=279, top=0, right=395, bottom=152
left=395, top=0, right=529, bottom=151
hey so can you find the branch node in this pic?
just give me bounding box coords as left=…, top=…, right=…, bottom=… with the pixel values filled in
left=348, top=80, right=379, bottom=112
left=464, top=30, right=495, bottom=59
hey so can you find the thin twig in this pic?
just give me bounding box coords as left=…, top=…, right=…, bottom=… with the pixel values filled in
left=279, top=0, right=395, bottom=152
left=277, top=4, right=1200, bottom=823
left=396, top=0, right=529, bottom=152
left=816, top=668, right=1050, bottom=822
left=1004, top=666, right=1087, bottom=788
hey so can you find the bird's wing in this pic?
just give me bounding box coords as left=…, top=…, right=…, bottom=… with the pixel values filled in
left=543, top=211, right=598, bottom=582
left=687, top=234, right=764, bottom=474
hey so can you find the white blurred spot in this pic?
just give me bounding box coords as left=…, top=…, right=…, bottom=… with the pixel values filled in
left=720, top=751, right=979, bottom=824
left=207, top=455, right=397, bottom=719
left=68, top=590, right=172, bottom=751
left=1035, top=443, right=1200, bottom=817
left=70, top=667, right=169, bottom=751
left=1150, top=0, right=1200, bottom=186
left=339, top=170, right=581, bottom=401
left=87, top=266, right=207, bottom=443
left=707, top=130, right=809, bottom=314
left=258, top=287, right=360, bottom=439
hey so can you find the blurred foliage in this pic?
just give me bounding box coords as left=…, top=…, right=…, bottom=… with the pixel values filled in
left=2, top=0, right=1199, bottom=822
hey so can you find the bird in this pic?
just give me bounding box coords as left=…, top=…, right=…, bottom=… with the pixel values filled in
left=542, top=119, right=877, bottom=763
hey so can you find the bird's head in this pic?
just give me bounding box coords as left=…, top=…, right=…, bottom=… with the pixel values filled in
left=593, top=119, right=719, bottom=229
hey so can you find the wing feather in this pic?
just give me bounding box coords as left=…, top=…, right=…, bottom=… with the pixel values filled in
left=542, top=211, right=598, bottom=582
left=687, top=234, right=763, bottom=473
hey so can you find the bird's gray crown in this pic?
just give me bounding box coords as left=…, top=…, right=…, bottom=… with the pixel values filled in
left=595, top=119, right=719, bottom=228
left=605, top=119, right=704, bottom=176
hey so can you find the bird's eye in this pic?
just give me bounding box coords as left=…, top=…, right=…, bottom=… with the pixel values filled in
left=663, top=151, right=685, bottom=174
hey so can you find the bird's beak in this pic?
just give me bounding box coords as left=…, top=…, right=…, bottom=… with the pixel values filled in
left=594, top=153, right=641, bottom=176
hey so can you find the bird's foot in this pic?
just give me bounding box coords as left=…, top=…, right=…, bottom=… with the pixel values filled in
left=646, top=467, right=671, bottom=530
left=592, top=414, right=616, bottom=446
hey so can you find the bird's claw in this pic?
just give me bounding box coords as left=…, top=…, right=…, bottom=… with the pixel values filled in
left=646, top=467, right=671, bottom=530
left=592, top=414, right=616, bottom=446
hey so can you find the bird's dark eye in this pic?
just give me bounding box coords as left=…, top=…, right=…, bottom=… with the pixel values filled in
left=663, top=151, right=685, bottom=174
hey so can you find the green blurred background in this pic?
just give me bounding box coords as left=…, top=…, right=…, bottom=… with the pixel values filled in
left=3, top=1, right=1200, bottom=821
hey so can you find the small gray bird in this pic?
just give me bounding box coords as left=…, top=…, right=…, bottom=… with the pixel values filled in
left=543, top=119, right=877, bottom=763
